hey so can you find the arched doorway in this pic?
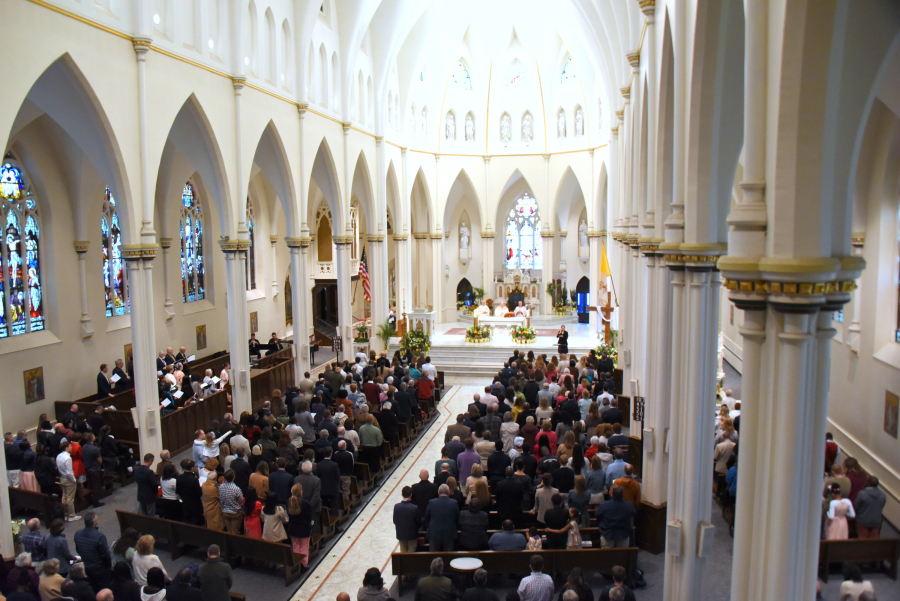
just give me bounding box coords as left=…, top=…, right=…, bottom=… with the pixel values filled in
left=456, top=278, right=473, bottom=307
left=575, top=276, right=590, bottom=324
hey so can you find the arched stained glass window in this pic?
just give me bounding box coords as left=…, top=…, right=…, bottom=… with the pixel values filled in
left=102, top=187, right=128, bottom=317
left=506, top=60, right=526, bottom=86
left=0, top=160, right=43, bottom=338
left=505, top=193, right=542, bottom=270
left=180, top=183, right=206, bottom=302
left=450, top=59, right=472, bottom=89
left=561, top=56, right=577, bottom=83
left=246, top=197, right=256, bottom=291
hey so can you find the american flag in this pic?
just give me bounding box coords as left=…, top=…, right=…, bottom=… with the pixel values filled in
left=359, top=247, right=371, bottom=302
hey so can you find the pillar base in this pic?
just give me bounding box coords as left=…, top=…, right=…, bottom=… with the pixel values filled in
left=636, top=501, right=668, bottom=554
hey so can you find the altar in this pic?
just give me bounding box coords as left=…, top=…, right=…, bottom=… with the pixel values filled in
left=474, top=315, right=528, bottom=329
left=491, top=269, right=540, bottom=313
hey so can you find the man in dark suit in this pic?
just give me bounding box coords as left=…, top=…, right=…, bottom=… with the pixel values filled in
left=313, top=430, right=333, bottom=463
left=445, top=436, right=465, bottom=463
left=268, top=458, right=295, bottom=505
left=598, top=353, right=614, bottom=375
left=334, top=440, right=354, bottom=503
left=112, top=359, right=132, bottom=391
left=134, top=453, right=158, bottom=515
left=410, top=469, right=437, bottom=518
left=560, top=395, right=581, bottom=423
left=156, top=352, right=167, bottom=372
left=174, top=346, right=188, bottom=364
left=470, top=394, right=488, bottom=418
left=601, top=398, right=624, bottom=426
left=494, top=467, right=526, bottom=523
left=444, top=415, right=471, bottom=443
left=376, top=403, right=400, bottom=448
left=393, top=384, right=414, bottom=430
left=424, top=486, right=460, bottom=552
left=294, top=460, right=322, bottom=532
left=392, top=486, right=420, bottom=552
left=543, top=493, right=570, bottom=549
left=164, top=347, right=176, bottom=365
left=175, top=460, right=203, bottom=525
left=317, top=447, right=342, bottom=512
left=230, top=448, right=251, bottom=493
left=317, top=411, right=338, bottom=439
left=487, top=442, right=511, bottom=490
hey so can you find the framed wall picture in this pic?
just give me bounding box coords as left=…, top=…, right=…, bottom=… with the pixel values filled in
left=196, top=324, right=207, bottom=351
left=23, top=367, right=45, bottom=404
left=885, top=391, right=899, bottom=438
left=250, top=311, right=259, bottom=335
left=124, top=343, right=133, bottom=369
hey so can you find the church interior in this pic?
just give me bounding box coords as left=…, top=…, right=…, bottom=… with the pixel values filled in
left=2, top=0, right=900, bottom=600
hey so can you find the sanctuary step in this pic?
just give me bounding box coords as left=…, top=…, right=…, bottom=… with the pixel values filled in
left=455, top=311, right=578, bottom=327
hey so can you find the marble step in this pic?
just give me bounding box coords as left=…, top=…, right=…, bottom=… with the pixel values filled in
left=454, top=312, right=579, bottom=326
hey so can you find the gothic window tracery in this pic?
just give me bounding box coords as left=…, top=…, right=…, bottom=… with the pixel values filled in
left=180, top=183, right=206, bottom=303
left=505, top=193, right=542, bottom=270
left=102, top=187, right=128, bottom=316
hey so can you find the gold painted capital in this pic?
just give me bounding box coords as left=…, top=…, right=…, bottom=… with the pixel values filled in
left=366, top=235, right=385, bottom=243
left=412, top=232, right=430, bottom=240
left=429, top=233, right=443, bottom=240
left=588, top=230, right=606, bottom=238
left=73, top=240, right=90, bottom=254
left=269, top=235, right=279, bottom=244
left=626, top=51, right=641, bottom=69
left=121, top=244, right=158, bottom=260
left=391, top=234, right=409, bottom=241
left=332, top=235, right=353, bottom=245
left=132, top=38, right=152, bottom=49
left=298, top=104, right=309, bottom=115
left=159, top=237, right=173, bottom=249
left=219, top=238, right=251, bottom=252
left=851, top=232, right=865, bottom=247
left=639, top=0, right=656, bottom=13
left=620, top=85, right=631, bottom=100
left=285, top=236, right=312, bottom=248
left=480, top=231, right=496, bottom=238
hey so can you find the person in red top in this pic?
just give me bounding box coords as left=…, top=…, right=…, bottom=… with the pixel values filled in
left=363, top=377, right=381, bottom=408
left=825, top=432, right=839, bottom=474
left=416, top=376, right=435, bottom=401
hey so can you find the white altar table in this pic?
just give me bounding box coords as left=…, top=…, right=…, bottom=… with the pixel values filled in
left=475, top=315, right=528, bottom=329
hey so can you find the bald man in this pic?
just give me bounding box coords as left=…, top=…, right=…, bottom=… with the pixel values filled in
left=410, top=469, right=437, bottom=518
left=336, top=594, right=351, bottom=601
left=96, top=590, right=114, bottom=601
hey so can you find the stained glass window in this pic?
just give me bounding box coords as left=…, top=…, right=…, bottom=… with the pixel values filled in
left=450, top=59, right=472, bottom=89
left=102, top=187, right=128, bottom=317
left=180, top=183, right=206, bottom=303
left=506, top=60, right=526, bottom=86
left=0, top=160, right=43, bottom=338
left=561, top=56, right=577, bottom=83
left=246, top=198, right=256, bottom=291
left=505, top=193, right=542, bottom=270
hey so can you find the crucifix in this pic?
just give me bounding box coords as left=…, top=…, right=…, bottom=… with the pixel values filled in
left=599, top=291, right=615, bottom=345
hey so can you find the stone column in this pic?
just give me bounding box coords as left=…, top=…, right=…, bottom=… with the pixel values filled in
left=481, top=231, right=495, bottom=298
left=368, top=235, right=388, bottom=338
left=122, top=245, right=164, bottom=462
left=847, top=233, right=865, bottom=353
left=334, top=237, right=354, bottom=361
left=430, top=234, right=443, bottom=318
left=219, top=241, right=252, bottom=416
left=541, top=232, right=555, bottom=314
left=286, top=237, right=311, bottom=377
left=74, top=241, right=95, bottom=339
left=270, top=235, right=279, bottom=298
left=663, top=253, right=721, bottom=601
left=159, top=238, right=175, bottom=321
left=393, top=234, right=411, bottom=315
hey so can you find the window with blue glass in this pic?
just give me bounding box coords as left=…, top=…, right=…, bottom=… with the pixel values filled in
left=450, top=59, right=472, bottom=89
left=0, top=159, right=44, bottom=338
left=561, top=56, right=577, bottom=83
left=102, top=187, right=128, bottom=316
left=246, top=197, right=256, bottom=290
left=180, top=183, right=205, bottom=302
left=505, top=193, right=542, bottom=270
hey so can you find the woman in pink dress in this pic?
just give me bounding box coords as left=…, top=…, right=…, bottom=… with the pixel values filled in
left=825, top=483, right=855, bottom=540
left=243, top=488, right=263, bottom=538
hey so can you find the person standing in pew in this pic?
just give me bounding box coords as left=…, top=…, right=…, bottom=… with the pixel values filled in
left=317, top=446, right=342, bottom=513
left=411, top=470, right=438, bottom=519
left=197, top=545, right=233, bottom=601
left=424, top=484, right=459, bottom=552
left=175, top=459, right=204, bottom=526
left=393, top=486, right=421, bottom=554
left=134, top=454, right=158, bottom=516
left=598, top=566, right=636, bottom=601
left=294, top=461, right=322, bottom=533
left=219, top=470, right=244, bottom=535
left=96, top=364, right=114, bottom=399
left=489, top=520, right=527, bottom=551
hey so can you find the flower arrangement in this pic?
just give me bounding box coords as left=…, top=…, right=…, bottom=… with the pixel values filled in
left=595, top=341, right=619, bottom=364
left=400, top=328, right=431, bottom=355
left=353, top=322, right=369, bottom=343
left=465, top=324, right=492, bottom=343
left=546, top=282, right=569, bottom=314
left=11, top=518, right=25, bottom=544
left=510, top=325, right=537, bottom=344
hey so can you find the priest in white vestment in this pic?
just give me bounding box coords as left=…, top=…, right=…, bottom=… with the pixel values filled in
left=513, top=301, right=529, bottom=317
left=473, top=300, right=491, bottom=318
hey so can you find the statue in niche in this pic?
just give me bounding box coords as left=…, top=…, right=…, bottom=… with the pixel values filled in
left=557, top=110, right=566, bottom=138
left=445, top=113, right=456, bottom=140
left=579, top=219, right=588, bottom=248
left=500, top=114, right=511, bottom=142
left=522, top=113, right=533, bottom=142
left=459, top=222, right=470, bottom=250
left=575, top=108, right=584, bottom=136
left=465, top=114, right=475, bottom=142
left=410, top=107, right=416, bottom=133
left=420, top=107, right=427, bottom=136
left=598, top=101, right=603, bottom=130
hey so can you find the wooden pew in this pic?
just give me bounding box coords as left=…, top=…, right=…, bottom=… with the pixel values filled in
left=116, top=510, right=305, bottom=586
left=55, top=390, right=136, bottom=424
left=161, top=391, right=231, bottom=455
left=8, top=487, right=55, bottom=524
left=185, top=350, right=230, bottom=382
left=255, top=347, right=293, bottom=369
left=392, top=547, right=639, bottom=595
left=818, top=538, right=900, bottom=582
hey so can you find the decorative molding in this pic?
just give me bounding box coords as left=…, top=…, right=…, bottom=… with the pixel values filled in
left=429, top=233, right=443, bottom=240
left=159, top=237, right=173, bottom=249
left=588, top=230, right=606, bottom=238
left=285, top=237, right=312, bottom=248
left=366, top=235, right=385, bottom=243
left=73, top=240, right=90, bottom=254
left=269, top=235, right=279, bottom=244
left=412, top=232, right=430, bottom=240
left=332, top=235, right=354, bottom=245
left=620, top=86, right=631, bottom=100
left=218, top=238, right=252, bottom=252
left=626, top=51, right=641, bottom=69
left=851, top=232, right=866, bottom=247
left=121, top=244, right=158, bottom=260
left=391, top=234, right=409, bottom=241
left=723, top=279, right=857, bottom=296
left=232, top=77, right=246, bottom=91
left=480, top=231, right=496, bottom=238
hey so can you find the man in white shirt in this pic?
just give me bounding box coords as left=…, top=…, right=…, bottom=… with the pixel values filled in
left=598, top=390, right=615, bottom=406
left=340, top=426, right=360, bottom=452
left=729, top=401, right=742, bottom=420
left=722, top=389, right=739, bottom=411
left=481, top=386, right=499, bottom=407
left=548, top=377, right=561, bottom=398
left=219, top=363, right=230, bottom=386
left=56, top=442, right=81, bottom=521
left=422, top=357, right=437, bottom=381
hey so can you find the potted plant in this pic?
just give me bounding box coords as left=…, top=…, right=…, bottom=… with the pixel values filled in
left=353, top=322, right=369, bottom=343
left=510, top=325, right=537, bottom=344
left=548, top=283, right=568, bottom=316
left=465, top=323, right=492, bottom=343
left=400, top=328, right=431, bottom=355
left=376, top=319, right=397, bottom=348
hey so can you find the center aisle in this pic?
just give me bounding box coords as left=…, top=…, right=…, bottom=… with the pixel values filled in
left=293, top=383, right=485, bottom=600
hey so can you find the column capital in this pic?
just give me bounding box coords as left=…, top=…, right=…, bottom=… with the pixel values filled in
left=540, top=231, right=556, bottom=239
left=391, top=234, right=409, bottom=241
left=73, top=240, right=90, bottom=254
left=611, top=126, right=619, bottom=137
left=543, top=153, right=551, bottom=162
left=483, top=155, right=491, bottom=164
left=620, top=85, right=631, bottom=101
left=298, top=104, right=309, bottom=116
left=375, top=135, right=383, bottom=143
left=133, top=37, right=152, bottom=60
left=480, top=231, right=496, bottom=239
left=851, top=232, right=866, bottom=248
left=559, top=231, right=568, bottom=238
left=342, top=122, right=352, bottom=134
left=412, top=232, right=430, bottom=240
left=218, top=238, right=251, bottom=253
left=639, top=0, right=656, bottom=17
left=159, top=237, right=173, bottom=249
left=332, top=235, right=354, bottom=245
left=366, top=235, right=385, bottom=243
left=232, top=77, right=246, bottom=92
left=615, top=109, right=625, bottom=122
left=401, top=147, right=408, bottom=156
left=626, top=51, right=641, bottom=70
left=121, top=244, right=158, bottom=261
left=269, top=235, right=279, bottom=244
left=285, top=236, right=312, bottom=248
left=429, top=233, right=443, bottom=240
left=588, top=230, right=607, bottom=238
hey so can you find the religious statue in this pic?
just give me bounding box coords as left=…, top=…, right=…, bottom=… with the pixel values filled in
left=575, top=108, right=584, bottom=136
left=579, top=219, right=588, bottom=248
left=522, top=113, right=533, bottom=142
left=420, top=107, right=427, bottom=136
left=465, top=114, right=475, bottom=142
left=459, top=222, right=470, bottom=250
left=558, top=110, right=566, bottom=138
left=445, top=113, right=456, bottom=140
left=500, top=114, right=511, bottom=142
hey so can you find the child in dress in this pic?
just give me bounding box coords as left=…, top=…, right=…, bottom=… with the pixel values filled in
left=566, top=508, right=584, bottom=549
left=526, top=525, right=542, bottom=551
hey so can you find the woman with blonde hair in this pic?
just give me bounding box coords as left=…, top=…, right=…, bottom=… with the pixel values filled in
left=132, top=535, right=169, bottom=587
left=286, top=483, right=313, bottom=568
left=472, top=479, right=492, bottom=510
left=715, top=418, right=738, bottom=446
left=464, top=464, right=488, bottom=504
left=536, top=396, right=553, bottom=423
left=557, top=430, right=577, bottom=464
left=445, top=476, right=465, bottom=510
left=39, top=558, right=64, bottom=601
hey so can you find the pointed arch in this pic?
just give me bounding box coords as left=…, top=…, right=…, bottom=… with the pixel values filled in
left=308, top=137, right=344, bottom=234
left=495, top=169, right=538, bottom=227
left=443, top=168, right=482, bottom=227
left=553, top=166, right=586, bottom=236
left=409, top=166, right=432, bottom=233
left=385, top=160, right=401, bottom=232
left=595, top=161, right=609, bottom=232
left=250, top=120, right=298, bottom=236
left=351, top=150, right=376, bottom=233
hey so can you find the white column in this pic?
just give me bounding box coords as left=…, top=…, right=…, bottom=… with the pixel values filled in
left=220, top=244, right=252, bottom=415
left=847, top=235, right=864, bottom=352
left=643, top=245, right=671, bottom=505
left=158, top=238, right=174, bottom=321
left=542, top=233, right=556, bottom=314
left=334, top=239, right=354, bottom=360
left=394, top=235, right=411, bottom=315
left=287, top=238, right=310, bottom=377
left=430, top=234, right=443, bottom=318
left=663, top=260, right=720, bottom=601
left=74, top=241, right=95, bottom=339
left=270, top=235, right=279, bottom=298
left=482, top=233, right=495, bottom=301
left=123, top=250, right=164, bottom=462
left=368, top=236, right=388, bottom=338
